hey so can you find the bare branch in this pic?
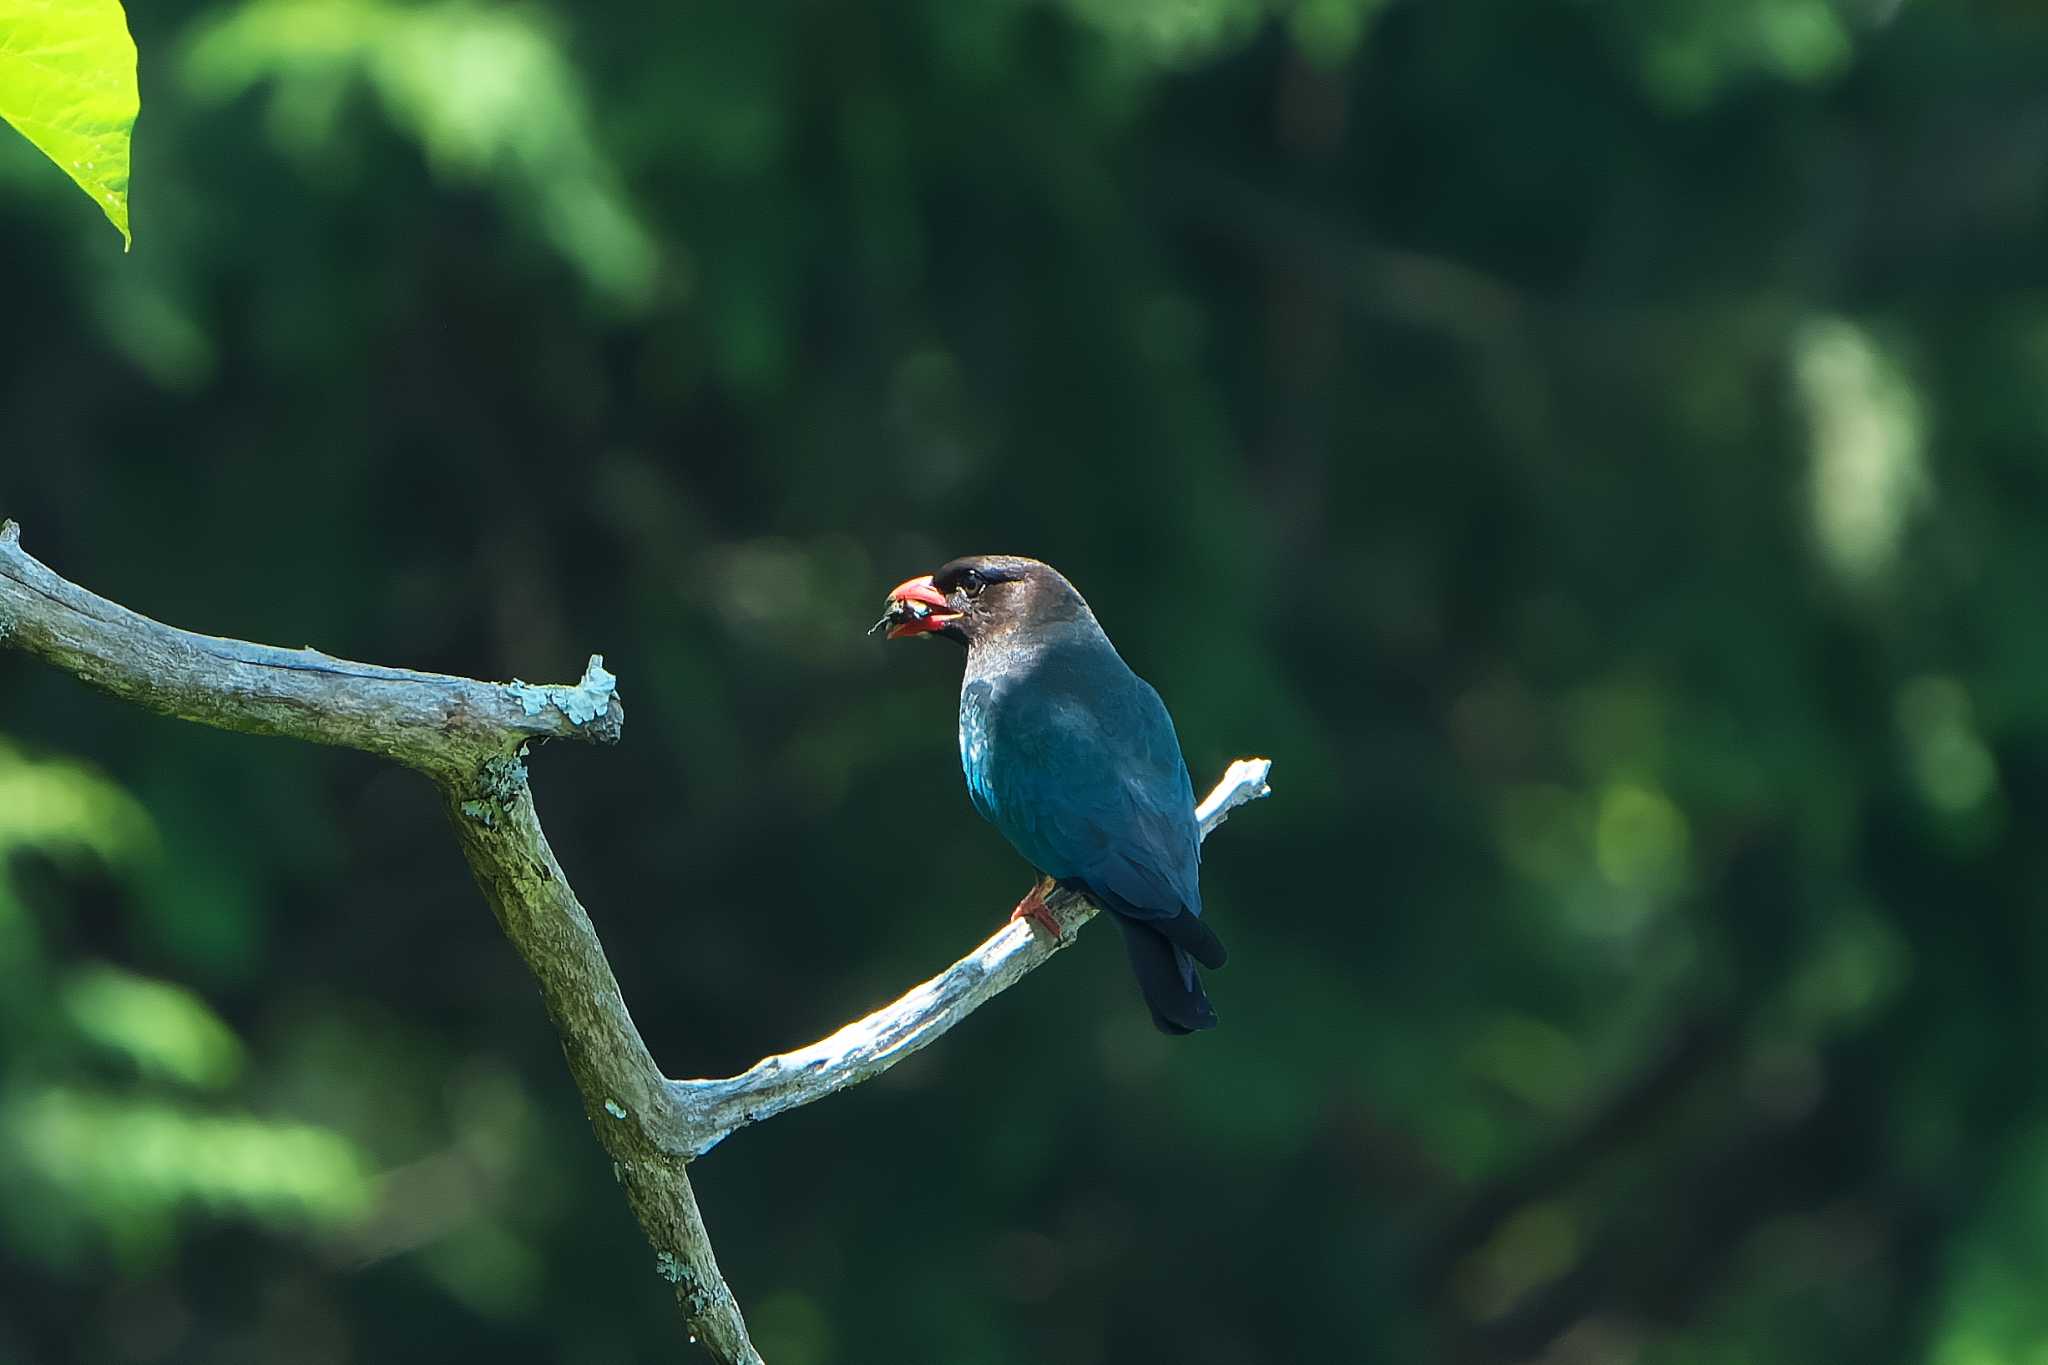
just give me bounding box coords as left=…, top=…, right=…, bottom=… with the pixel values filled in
left=669, top=759, right=1272, bottom=1158
left=0, top=521, right=756, bottom=1363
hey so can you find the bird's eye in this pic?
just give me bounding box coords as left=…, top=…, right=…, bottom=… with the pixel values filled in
left=959, top=569, right=986, bottom=597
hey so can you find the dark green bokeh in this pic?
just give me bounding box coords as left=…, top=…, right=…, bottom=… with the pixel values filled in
left=5, top=0, right=2048, bottom=1360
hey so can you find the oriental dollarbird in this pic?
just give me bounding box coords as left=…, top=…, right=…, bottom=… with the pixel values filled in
left=875, top=555, right=1226, bottom=1033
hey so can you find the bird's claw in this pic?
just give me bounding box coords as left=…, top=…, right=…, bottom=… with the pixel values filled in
left=1009, top=877, right=1065, bottom=942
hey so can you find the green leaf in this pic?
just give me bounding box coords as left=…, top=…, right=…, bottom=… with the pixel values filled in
left=0, top=0, right=139, bottom=247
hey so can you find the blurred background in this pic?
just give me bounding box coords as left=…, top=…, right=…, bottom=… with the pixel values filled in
left=4, top=0, right=2047, bottom=1361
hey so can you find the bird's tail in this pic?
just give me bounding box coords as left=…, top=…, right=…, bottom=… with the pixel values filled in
left=1114, top=915, right=1218, bottom=1034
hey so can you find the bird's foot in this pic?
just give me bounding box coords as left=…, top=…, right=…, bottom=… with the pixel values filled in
left=1009, top=876, right=1065, bottom=943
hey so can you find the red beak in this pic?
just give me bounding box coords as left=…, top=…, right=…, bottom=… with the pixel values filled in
left=880, top=574, right=962, bottom=639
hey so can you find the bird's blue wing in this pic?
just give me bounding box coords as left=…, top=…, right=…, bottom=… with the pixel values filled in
left=962, top=667, right=1203, bottom=923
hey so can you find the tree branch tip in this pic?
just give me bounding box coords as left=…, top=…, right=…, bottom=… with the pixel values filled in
left=1231, top=756, right=1273, bottom=792
left=0, top=520, right=18, bottom=547
left=504, top=658, right=623, bottom=742
left=1193, top=757, right=1273, bottom=837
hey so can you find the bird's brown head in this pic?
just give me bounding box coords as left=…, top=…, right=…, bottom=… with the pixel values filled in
left=872, top=555, right=1086, bottom=648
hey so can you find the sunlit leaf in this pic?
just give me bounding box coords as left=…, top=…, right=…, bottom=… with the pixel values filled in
left=0, top=0, right=138, bottom=246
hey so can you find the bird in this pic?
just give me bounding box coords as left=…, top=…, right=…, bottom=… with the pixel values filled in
left=874, top=554, right=1225, bottom=1033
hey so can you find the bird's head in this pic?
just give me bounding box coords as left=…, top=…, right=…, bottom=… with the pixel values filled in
left=871, top=555, right=1083, bottom=649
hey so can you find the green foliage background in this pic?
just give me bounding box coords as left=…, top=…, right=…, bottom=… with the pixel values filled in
left=5, top=0, right=2048, bottom=1361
